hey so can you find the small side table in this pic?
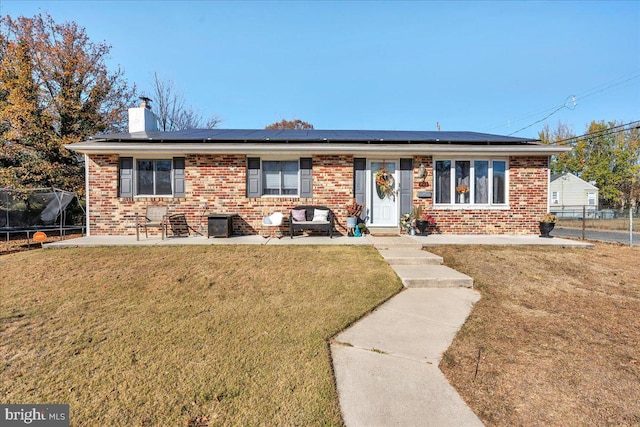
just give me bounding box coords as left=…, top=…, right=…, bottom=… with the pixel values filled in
left=206, top=214, right=238, bottom=238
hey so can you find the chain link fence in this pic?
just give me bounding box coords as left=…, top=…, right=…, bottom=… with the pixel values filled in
left=552, top=205, right=637, bottom=246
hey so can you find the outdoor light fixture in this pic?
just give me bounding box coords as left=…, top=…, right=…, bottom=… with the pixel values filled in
left=417, top=163, right=426, bottom=182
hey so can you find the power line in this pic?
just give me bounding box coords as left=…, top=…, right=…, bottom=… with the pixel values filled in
left=550, top=120, right=640, bottom=146
left=507, top=96, right=576, bottom=136
left=573, top=71, right=640, bottom=104
left=487, top=71, right=640, bottom=135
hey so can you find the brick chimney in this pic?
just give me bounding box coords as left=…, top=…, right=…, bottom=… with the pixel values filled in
left=128, top=97, right=159, bottom=133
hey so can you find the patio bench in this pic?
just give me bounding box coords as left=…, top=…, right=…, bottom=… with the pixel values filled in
left=289, top=205, right=334, bottom=238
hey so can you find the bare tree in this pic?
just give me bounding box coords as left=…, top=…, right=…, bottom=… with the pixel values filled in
left=148, top=72, right=221, bottom=131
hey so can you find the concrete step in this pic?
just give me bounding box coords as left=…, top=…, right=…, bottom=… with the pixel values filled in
left=368, top=235, right=422, bottom=250
left=367, top=226, right=400, bottom=236
left=378, top=249, right=443, bottom=265
left=390, top=264, right=474, bottom=288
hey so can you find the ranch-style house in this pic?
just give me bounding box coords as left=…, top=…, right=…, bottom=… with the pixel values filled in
left=66, top=104, right=570, bottom=237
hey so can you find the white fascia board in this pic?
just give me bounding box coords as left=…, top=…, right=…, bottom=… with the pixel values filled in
left=66, top=142, right=571, bottom=156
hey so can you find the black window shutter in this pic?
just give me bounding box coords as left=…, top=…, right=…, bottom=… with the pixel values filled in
left=247, top=157, right=262, bottom=197
left=119, top=157, right=133, bottom=198
left=173, top=157, right=185, bottom=197
left=354, top=158, right=366, bottom=219
left=299, top=157, right=313, bottom=198
left=399, top=158, right=413, bottom=216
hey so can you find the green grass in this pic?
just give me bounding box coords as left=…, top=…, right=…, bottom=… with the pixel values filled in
left=0, top=246, right=401, bottom=426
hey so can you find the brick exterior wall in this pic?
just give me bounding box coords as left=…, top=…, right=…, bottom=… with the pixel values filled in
left=411, top=155, right=548, bottom=234
left=87, top=154, right=548, bottom=236
left=87, top=154, right=355, bottom=236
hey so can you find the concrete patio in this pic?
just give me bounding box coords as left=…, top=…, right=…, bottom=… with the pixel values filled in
left=44, top=233, right=595, bottom=248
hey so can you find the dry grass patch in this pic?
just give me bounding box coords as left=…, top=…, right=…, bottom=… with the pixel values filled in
left=0, top=232, right=84, bottom=255
left=0, top=246, right=401, bottom=426
left=431, top=244, right=640, bottom=426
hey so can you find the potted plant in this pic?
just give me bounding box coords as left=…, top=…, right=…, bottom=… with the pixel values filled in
left=456, top=185, right=469, bottom=203
left=355, top=222, right=367, bottom=237
left=413, top=206, right=436, bottom=235
left=400, top=212, right=416, bottom=235
left=345, top=199, right=364, bottom=235
left=539, top=213, right=557, bottom=238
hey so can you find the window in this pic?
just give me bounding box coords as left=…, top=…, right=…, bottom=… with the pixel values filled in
left=492, top=161, right=506, bottom=204
left=246, top=157, right=312, bottom=198
left=137, top=159, right=173, bottom=196
left=587, top=192, right=596, bottom=206
left=262, top=160, right=299, bottom=196
left=435, top=160, right=451, bottom=204
left=474, top=160, right=489, bottom=204
left=552, top=191, right=560, bottom=204
left=455, top=161, right=470, bottom=204
left=434, top=159, right=508, bottom=206
left=119, top=157, right=184, bottom=198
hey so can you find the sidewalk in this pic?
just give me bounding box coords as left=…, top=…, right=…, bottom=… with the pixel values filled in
left=331, top=235, right=485, bottom=426
left=332, top=289, right=483, bottom=427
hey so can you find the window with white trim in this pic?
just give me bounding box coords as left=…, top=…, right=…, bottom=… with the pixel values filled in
left=552, top=191, right=560, bottom=204
left=136, top=159, right=173, bottom=196
left=434, top=159, right=508, bottom=206
left=262, top=160, right=299, bottom=196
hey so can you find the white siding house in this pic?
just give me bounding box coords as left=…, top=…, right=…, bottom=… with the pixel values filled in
left=550, top=172, right=598, bottom=218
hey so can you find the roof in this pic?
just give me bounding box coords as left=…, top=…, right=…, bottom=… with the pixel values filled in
left=87, top=128, right=538, bottom=144
left=67, top=128, right=571, bottom=156
left=550, top=172, right=598, bottom=190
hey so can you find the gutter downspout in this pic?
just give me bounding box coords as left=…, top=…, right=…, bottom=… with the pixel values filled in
left=85, top=153, right=90, bottom=237
left=547, top=157, right=551, bottom=214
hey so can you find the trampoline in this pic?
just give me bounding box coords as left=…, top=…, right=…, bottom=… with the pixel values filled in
left=0, top=187, right=86, bottom=245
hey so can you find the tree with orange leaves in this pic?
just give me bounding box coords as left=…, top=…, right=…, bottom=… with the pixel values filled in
left=265, top=119, right=314, bottom=130
left=0, top=13, right=136, bottom=194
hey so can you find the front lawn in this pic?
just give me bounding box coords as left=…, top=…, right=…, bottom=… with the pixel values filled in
left=432, top=244, right=640, bottom=426
left=0, top=246, right=401, bottom=426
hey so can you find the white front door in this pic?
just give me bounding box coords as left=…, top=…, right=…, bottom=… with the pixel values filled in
left=369, top=160, right=399, bottom=227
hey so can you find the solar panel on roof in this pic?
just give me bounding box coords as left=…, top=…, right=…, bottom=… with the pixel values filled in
left=90, top=128, right=538, bottom=144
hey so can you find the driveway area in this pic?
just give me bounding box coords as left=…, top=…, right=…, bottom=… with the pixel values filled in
left=553, top=226, right=638, bottom=246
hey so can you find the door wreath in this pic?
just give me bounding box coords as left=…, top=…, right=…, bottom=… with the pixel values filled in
left=375, top=163, right=397, bottom=200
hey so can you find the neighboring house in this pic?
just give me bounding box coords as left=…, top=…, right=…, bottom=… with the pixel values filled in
left=66, top=104, right=570, bottom=236
left=550, top=172, right=599, bottom=218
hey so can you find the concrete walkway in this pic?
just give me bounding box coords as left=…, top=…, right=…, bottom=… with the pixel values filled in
left=332, top=290, right=482, bottom=427
left=44, top=234, right=372, bottom=247
left=410, top=233, right=594, bottom=248
left=44, top=232, right=594, bottom=249
left=331, top=235, right=484, bottom=426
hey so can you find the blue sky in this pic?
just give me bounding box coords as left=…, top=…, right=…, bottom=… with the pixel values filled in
left=3, top=1, right=639, bottom=138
